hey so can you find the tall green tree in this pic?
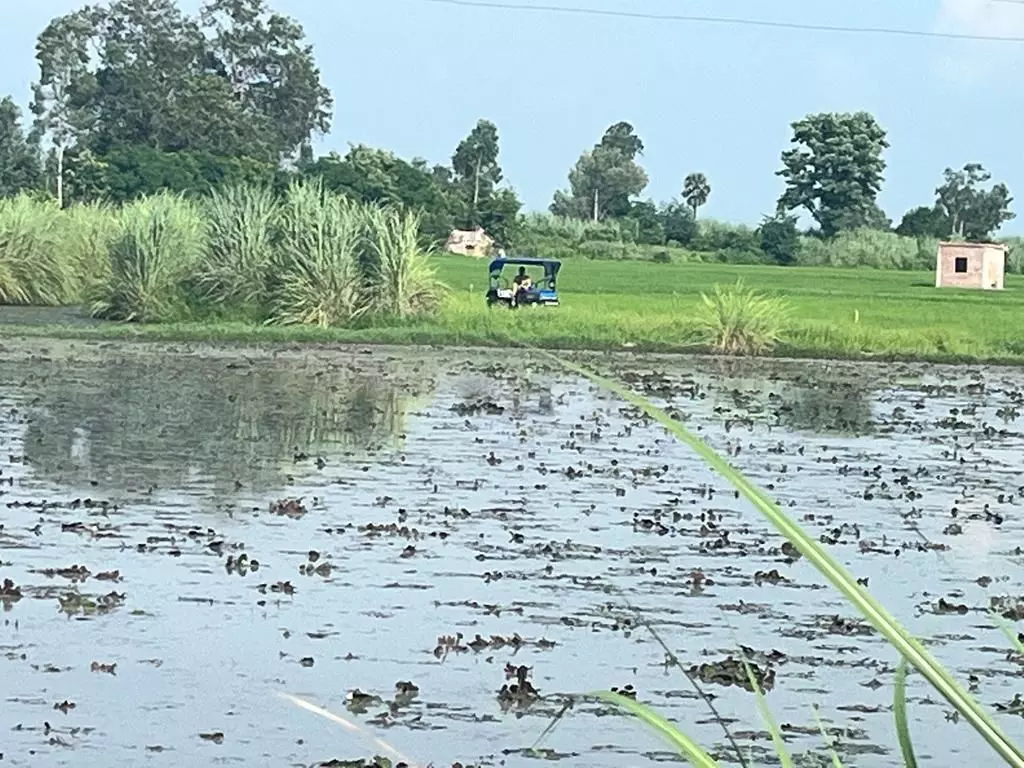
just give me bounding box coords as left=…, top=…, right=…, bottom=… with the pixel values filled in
left=304, top=145, right=460, bottom=243
left=625, top=199, right=664, bottom=244
left=199, top=0, right=332, bottom=160
left=776, top=111, right=889, bottom=237
left=0, top=98, right=41, bottom=197
left=660, top=201, right=697, bottom=246
left=895, top=205, right=950, bottom=239
left=682, top=172, right=710, bottom=218
left=757, top=213, right=801, bottom=265
left=30, top=0, right=332, bottom=193
left=451, top=119, right=501, bottom=221
left=448, top=119, right=521, bottom=246
left=935, top=163, right=1014, bottom=241
left=30, top=8, right=97, bottom=206
left=551, top=123, right=648, bottom=221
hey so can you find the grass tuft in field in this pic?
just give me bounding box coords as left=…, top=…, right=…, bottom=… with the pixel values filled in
left=90, top=192, right=207, bottom=322
left=695, top=280, right=791, bottom=355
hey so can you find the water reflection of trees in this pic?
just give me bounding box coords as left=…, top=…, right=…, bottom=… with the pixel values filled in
left=776, top=379, right=874, bottom=436
left=13, top=356, right=433, bottom=494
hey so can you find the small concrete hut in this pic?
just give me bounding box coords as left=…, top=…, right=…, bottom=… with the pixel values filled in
left=445, top=227, right=494, bottom=257
left=935, top=241, right=1006, bottom=290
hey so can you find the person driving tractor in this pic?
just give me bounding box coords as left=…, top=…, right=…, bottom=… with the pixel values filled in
left=510, top=266, right=532, bottom=306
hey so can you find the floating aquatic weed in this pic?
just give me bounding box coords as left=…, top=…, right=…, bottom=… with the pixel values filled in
left=299, top=550, right=333, bottom=576
left=690, top=657, right=776, bottom=693
left=995, top=695, right=1024, bottom=718
left=32, top=564, right=90, bottom=582
left=347, top=689, right=384, bottom=715
left=269, top=498, right=307, bottom=519
left=393, top=681, right=420, bottom=707
left=226, top=553, right=260, bottom=574
left=0, top=578, right=22, bottom=607
left=57, top=590, right=125, bottom=617
left=256, top=581, right=294, bottom=595
left=497, top=664, right=541, bottom=711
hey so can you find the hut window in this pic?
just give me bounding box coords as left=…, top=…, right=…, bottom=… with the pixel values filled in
left=954, top=257, right=968, bottom=273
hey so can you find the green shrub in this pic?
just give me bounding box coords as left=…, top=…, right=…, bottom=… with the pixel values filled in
left=662, top=203, right=697, bottom=247
left=651, top=249, right=672, bottom=264
left=795, top=235, right=831, bottom=266
left=520, top=212, right=630, bottom=244
left=695, top=280, right=791, bottom=356
left=717, top=245, right=769, bottom=264
left=1003, top=237, right=1024, bottom=274
left=579, top=239, right=641, bottom=260
left=807, top=229, right=938, bottom=270
left=90, top=192, right=207, bottom=322
left=758, top=215, right=801, bottom=265
left=692, top=219, right=761, bottom=254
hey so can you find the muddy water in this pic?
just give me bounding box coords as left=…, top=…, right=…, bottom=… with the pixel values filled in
left=2, top=339, right=1024, bottom=767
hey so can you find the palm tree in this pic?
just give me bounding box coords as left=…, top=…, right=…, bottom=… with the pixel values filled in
left=682, top=172, right=711, bottom=219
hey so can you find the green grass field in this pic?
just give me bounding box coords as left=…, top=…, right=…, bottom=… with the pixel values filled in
left=430, top=255, right=1024, bottom=361
left=6, top=255, right=1024, bottom=363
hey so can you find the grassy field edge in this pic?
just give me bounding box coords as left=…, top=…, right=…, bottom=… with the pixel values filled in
left=3, top=319, right=1024, bottom=367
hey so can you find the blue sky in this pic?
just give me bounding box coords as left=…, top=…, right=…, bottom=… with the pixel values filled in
left=3, top=0, right=1024, bottom=232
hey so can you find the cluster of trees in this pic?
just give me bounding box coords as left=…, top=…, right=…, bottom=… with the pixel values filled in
left=0, top=0, right=1015, bottom=260
left=0, top=0, right=520, bottom=243
left=538, top=111, right=1015, bottom=264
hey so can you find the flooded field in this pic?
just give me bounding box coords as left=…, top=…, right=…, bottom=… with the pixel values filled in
left=2, top=338, right=1024, bottom=767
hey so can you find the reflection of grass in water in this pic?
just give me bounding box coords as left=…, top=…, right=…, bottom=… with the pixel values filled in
left=778, top=381, right=874, bottom=436
left=17, top=358, right=431, bottom=493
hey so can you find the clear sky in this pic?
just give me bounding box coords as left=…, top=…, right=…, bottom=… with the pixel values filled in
left=2, top=0, right=1024, bottom=231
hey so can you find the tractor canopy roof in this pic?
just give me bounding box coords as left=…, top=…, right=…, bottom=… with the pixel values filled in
left=488, top=257, right=561, bottom=276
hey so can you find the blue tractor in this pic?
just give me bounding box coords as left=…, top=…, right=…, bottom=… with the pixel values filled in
left=486, top=257, right=561, bottom=308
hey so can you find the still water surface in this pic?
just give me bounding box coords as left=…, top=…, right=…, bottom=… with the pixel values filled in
left=1, top=339, right=1023, bottom=766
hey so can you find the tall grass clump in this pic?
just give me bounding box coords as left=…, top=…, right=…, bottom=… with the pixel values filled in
left=268, top=179, right=366, bottom=327
left=362, top=205, right=444, bottom=318
left=695, top=280, right=791, bottom=355
left=197, top=183, right=279, bottom=317
left=56, top=201, right=119, bottom=296
left=90, top=192, right=207, bottom=322
left=0, top=195, right=75, bottom=305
